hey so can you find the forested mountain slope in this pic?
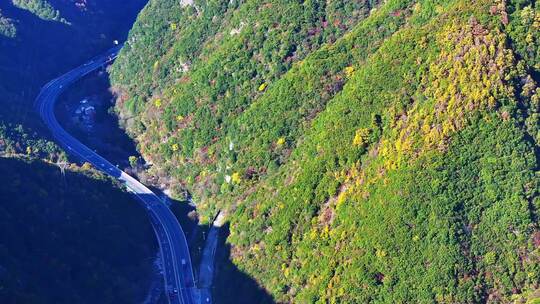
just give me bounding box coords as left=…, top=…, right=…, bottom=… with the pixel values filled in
left=0, top=2, right=158, bottom=302
left=0, top=0, right=146, bottom=159
left=111, top=0, right=540, bottom=302
left=0, top=157, right=156, bottom=303
left=111, top=0, right=384, bottom=213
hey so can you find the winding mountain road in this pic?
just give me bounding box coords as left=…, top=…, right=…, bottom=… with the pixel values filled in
left=35, top=46, right=196, bottom=304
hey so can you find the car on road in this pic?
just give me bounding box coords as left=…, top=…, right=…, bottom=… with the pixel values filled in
left=169, top=288, right=178, bottom=299
left=181, top=259, right=186, bottom=265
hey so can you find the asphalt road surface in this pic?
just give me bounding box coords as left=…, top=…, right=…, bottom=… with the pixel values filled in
left=198, top=212, right=224, bottom=304
left=35, top=46, right=196, bottom=304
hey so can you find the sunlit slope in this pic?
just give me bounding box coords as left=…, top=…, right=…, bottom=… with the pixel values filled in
left=111, top=0, right=540, bottom=302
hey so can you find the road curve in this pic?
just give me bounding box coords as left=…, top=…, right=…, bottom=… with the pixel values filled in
left=35, top=46, right=196, bottom=304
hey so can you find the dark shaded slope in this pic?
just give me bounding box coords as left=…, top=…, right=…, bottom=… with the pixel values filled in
left=0, top=0, right=147, bottom=160
left=0, top=157, right=156, bottom=304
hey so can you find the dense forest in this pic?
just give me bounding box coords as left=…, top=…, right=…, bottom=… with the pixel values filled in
left=0, top=0, right=146, bottom=160
left=0, top=1, right=160, bottom=303
left=0, top=157, right=156, bottom=303
left=111, top=0, right=540, bottom=302
left=0, top=0, right=147, bottom=182
left=11, top=0, right=63, bottom=22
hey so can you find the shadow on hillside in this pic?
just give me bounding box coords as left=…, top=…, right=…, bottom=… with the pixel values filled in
left=49, top=49, right=275, bottom=304
left=212, top=224, right=275, bottom=304
left=51, top=117, right=276, bottom=303
left=55, top=70, right=140, bottom=168
left=0, top=2, right=72, bottom=128
left=132, top=190, right=275, bottom=304
left=0, top=0, right=147, bottom=130
left=0, top=157, right=157, bottom=304
left=154, top=191, right=275, bottom=303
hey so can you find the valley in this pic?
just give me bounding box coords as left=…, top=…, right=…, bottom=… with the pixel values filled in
left=0, top=0, right=539, bottom=303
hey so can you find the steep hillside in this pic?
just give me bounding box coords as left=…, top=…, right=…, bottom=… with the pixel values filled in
left=0, top=157, right=156, bottom=304
left=110, top=0, right=383, bottom=201
left=111, top=0, right=540, bottom=302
